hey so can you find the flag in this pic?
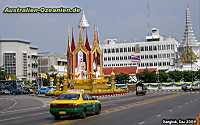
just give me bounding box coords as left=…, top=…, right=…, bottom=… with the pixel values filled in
left=131, top=55, right=141, bottom=62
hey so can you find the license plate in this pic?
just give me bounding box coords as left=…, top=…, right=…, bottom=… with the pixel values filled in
left=59, top=111, right=66, bottom=115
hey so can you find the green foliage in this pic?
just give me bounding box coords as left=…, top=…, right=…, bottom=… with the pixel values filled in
left=159, top=71, right=169, bottom=83
left=115, top=73, right=130, bottom=84
left=136, top=70, right=200, bottom=83
left=136, top=70, right=157, bottom=83
left=0, top=70, right=7, bottom=80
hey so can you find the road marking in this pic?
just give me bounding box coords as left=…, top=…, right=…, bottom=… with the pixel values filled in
left=156, top=114, right=162, bottom=117
left=46, top=93, right=185, bottom=125
left=0, top=98, right=17, bottom=112
left=138, top=121, right=145, bottom=124
left=178, top=105, right=182, bottom=108
left=0, top=112, right=48, bottom=122
left=0, top=106, right=44, bottom=115
left=168, top=109, right=173, bottom=112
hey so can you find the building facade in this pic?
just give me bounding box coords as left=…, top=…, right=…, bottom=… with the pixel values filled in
left=38, top=52, right=67, bottom=74
left=0, top=40, right=39, bottom=80
left=102, top=28, right=179, bottom=71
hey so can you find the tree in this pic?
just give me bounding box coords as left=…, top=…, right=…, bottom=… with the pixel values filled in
left=116, top=73, right=130, bottom=84
left=159, top=71, right=169, bottom=83
left=136, top=70, right=156, bottom=83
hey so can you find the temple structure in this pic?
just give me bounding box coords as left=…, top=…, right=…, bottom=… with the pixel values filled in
left=67, top=11, right=103, bottom=80
left=61, top=11, right=120, bottom=94
left=179, top=6, right=200, bottom=71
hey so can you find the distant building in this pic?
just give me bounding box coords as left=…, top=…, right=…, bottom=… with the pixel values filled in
left=38, top=52, right=67, bottom=74
left=102, top=28, right=178, bottom=75
left=0, top=40, right=39, bottom=80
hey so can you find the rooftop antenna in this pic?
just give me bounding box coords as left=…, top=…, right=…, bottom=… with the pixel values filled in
left=146, top=0, right=151, bottom=36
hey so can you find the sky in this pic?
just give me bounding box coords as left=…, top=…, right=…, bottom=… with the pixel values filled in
left=0, top=0, right=199, bottom=54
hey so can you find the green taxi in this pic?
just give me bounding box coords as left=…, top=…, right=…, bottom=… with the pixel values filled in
left=49, top=90, right=101, bottom=119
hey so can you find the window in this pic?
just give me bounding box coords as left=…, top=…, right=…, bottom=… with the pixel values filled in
left=58, top=94, right=80, bottom=100
left=149, top=46, right=152, bottom=51
left=108, top=57, right=111, bottom=61
left=141, top=55, right=144, bottom=59
left=128, top=56, right=131, bottom=59
left=132, top=47, right=135, bottom=52
left=4, top=53, right=16, bottom=75
left=112, top=57, right=115, bottom=60
left=171, top=53, right=175, bottom=57
left=154, top=55, right=157, bottom=59
left=116, top=48, right=119, bottom=53
left=120, top=48, right=123, bottom=52
left=124, top=48, right=127, bottom=52
left=150, top=63, right=153, bottom=66
left=153, top=46, right=157, bottom=51
left=120, top=56, right=123, bottom=60
left=104, top=57, right=107, bottom=61
left=154, top=62, right=157, bottom=66
left=171, top=44, right=174, bottom=50
left=140, top=46, right=144, bottom=51
left=128, top=47, right=131, bottom=52
left=124, top=56, right=127, bottom=60
left=149, top=55, right=153, bottom=59
left=145, top=55, right=148, bottom=59
left=145, top=46, right=148, bottom=51
left=104, top=49, right=107, bottom=53
left=108, top=49, right=111, bottom=53
left=112, top=48, right=115, bottom=53
left=163, top=54, right=166, bottom=58
left=163, top=62, right=166, bottom=66
left=167, top=45, right=170, bottom=50
left=167, top=53, right=170, bottom=58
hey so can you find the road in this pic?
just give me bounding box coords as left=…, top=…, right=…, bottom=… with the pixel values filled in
left=0, top=91, right=199, bottom=125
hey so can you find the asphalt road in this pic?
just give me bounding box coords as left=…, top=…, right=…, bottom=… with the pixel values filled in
left=0, top=91, right=199, bottom=125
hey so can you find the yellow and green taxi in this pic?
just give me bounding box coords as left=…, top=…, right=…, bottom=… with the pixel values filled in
left=49, top=90, right=101, bottom=119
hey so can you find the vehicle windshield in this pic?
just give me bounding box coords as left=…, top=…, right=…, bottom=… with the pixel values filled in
left=57, top=94, right=80, bottom=100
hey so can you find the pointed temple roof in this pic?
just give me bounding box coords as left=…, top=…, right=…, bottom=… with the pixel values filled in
left=93, top=25, right=99, bottom=46
left=85, top=30, right=91, bottom=51
left=67, top=30, right=71, bottom=52
left=79, top=11, right=89, bottom=29
left=71, top=28, right=76, bottom=52
left=181, top=7, right=198, bottom=47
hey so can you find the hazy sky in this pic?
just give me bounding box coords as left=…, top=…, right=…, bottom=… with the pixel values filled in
left=0, top=0, right=199, bottom=54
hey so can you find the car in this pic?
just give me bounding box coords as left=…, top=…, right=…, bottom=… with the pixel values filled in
left=38, top=87, right=49, bottom=94
left=136, top=81, right=147, bottom=96
left=49, top=90, right=101, bottom=119
left=182, top=84, right=200, bottom=91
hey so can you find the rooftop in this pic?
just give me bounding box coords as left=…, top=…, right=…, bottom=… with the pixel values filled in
left=0, top=39, right=30, bottom=44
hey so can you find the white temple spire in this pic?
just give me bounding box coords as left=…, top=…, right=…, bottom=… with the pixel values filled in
left=182, top=6, right=198, bottom=47
left=79, top=10, right=90, bottom=29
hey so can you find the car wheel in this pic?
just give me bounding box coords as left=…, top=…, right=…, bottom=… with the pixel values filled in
left=80, top=110, right=86, bottom=119
left=95, top=104, right=101, bottom=115
left=54, top=115, right=60, bottom=120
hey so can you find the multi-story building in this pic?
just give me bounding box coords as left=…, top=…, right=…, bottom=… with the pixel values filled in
left=0, top=40, right=39, bottom=80
left=38, top=52, right=67, bottom=74
left=102, top=28, right=179, bottom=71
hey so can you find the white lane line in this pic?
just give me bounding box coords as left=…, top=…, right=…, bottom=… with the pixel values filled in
left=168, top=109, right=173, bottom=112
left=0, top=98, right=17, bottom=112
left=7, top=98, right=17, bottom=110
left=0, top=106, right=44, bottom=115
left=178, top=105, right=182, bottom=109
left=138, top=121, right=145, bottom=125
left=0, top=112, right=48, bottom=122
left=156, top=114, right=162, bottom=117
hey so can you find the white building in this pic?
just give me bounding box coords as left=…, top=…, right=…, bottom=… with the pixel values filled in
left=102, top=28, right=178, bottom=70
left=38, top=52, right=67, bottom=74
left=0, top=40, right=39, bottom=80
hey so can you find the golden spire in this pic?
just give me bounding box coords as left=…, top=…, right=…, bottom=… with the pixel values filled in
left=67, top=28, right=71, bottom=52
left=93, top=25, right=98, bottom=47
left=78, top=28, right=83, bottom=46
